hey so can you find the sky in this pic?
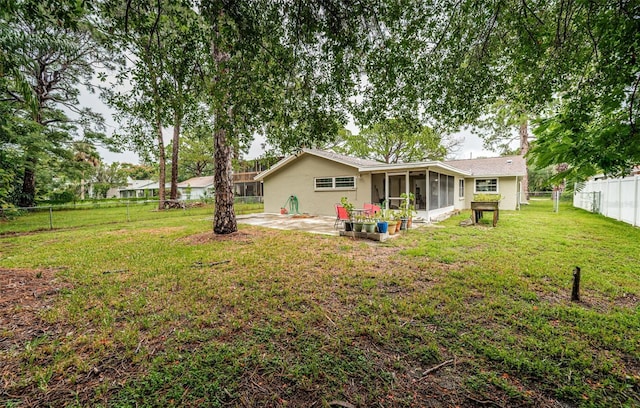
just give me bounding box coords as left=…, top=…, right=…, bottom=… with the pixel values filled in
left=79, top=88, right=498, bottom=165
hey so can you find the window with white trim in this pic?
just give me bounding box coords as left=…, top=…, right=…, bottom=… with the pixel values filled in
left=314, top=176, right=356, bottom=190
left=475, top=178, right=498, bottom=193
left=459, top=179, right=465, bottom=198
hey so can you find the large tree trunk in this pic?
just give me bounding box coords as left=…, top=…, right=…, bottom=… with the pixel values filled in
left=519, top=120, right=530, bottom=201
left=18, top=155, right=37, bottom=208
left=213, top=122, right=237, bottom=234
left=156, top=117, right=166, bottom=210
left=170, top=111, right=182, bottom=200
left=211, top=12, right=237, bottom=234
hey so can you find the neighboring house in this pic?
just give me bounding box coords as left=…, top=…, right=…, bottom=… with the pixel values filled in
left=105, top=186, right=120, bottom=198
left=117, top=179, right=170, bottom=198
left=177, top=176, right=215, bottom=200
left=254, top=149, right=527, bottom=220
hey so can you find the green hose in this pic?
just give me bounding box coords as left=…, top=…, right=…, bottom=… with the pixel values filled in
left=282, top=195, right=299, bottom=214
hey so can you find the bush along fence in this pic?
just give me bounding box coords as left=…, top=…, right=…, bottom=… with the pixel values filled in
left=574, top=176, right=640, bottom=226
left=0, top=197, right=264, bottom=234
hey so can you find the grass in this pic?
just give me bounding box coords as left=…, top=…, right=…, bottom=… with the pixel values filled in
left=0, top=200, right=638, bottom=407
left=0, top=201, right=263, bottom=234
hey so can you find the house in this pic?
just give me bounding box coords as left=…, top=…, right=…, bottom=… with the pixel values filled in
left=177, top=176, right=215, bottom=200
left=254, top=149, right=527, bottom=221
left=117, top=179, right=157, bottom=198
left=233, top=156, right=282, bottom=197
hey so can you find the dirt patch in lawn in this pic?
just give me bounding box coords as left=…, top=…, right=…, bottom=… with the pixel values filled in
left=0, top=268, right=72, bottom=349
left=179, top=228, right=276, bottom=245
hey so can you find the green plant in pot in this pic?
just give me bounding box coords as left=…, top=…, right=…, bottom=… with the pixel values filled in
left=363, top=217, right=376, bottom=233
left=376, top=211, right=389, bottom=234
left=390, top=210, right=401, bottom=234
left=340, top=196, right=354, bottom=231
left=399, top=192, right=416, bottom=229
left=353, top=214, right=365, bottom=232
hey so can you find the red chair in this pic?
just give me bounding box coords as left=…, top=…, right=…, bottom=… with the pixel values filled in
left=335, top=204, right=350, bottom=229
left=364, top=203, right=381, bottom=217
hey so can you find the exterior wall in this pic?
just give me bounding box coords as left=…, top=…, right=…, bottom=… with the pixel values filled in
left=462, top=176, right=520, bottom=210
left=454, top=176, right=467, bottom=211
left=178, top=186, right=214, bottom=200
left=262, top=154, right=371, bottom=216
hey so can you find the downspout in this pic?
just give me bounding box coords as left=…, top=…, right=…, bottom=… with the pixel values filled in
left=405, top=171, right=410, bottom=213
left=425, top=167, right=430, bottom=222
left=516, top=176, right=520, bottom=210
left=385, top=173, right=390, bottom=210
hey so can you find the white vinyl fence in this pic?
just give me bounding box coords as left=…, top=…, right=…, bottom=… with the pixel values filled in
left=574, top=176, right=640, bottom=226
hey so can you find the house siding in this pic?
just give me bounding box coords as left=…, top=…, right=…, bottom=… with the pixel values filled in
left=463, top=176, right=520, bottom=210
left=263, top=154, right=371, bottom=216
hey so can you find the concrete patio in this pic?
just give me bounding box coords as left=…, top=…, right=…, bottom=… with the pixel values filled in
left=236, top=212, right=429, bottom=236
left=236, top=213, right=339, bottom=235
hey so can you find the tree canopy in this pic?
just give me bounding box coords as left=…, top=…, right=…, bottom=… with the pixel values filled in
left=335, top=119, right=457, bottom=163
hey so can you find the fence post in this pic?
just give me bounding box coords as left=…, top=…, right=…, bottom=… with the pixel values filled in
left=633, top=175, right=640, bottom=227
left=618, top=178, right=623, bottom=222
left=49, top=206, right=53, bottom=230
left=126, top=201, right=130, bottom=222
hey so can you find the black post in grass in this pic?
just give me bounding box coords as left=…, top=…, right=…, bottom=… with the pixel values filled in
left=571, top=266, right=581, bottom=302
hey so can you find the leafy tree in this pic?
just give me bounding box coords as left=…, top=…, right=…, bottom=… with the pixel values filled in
left=103, top=0, right=207, bottom=208
left=1, top=0, right=111, bottom=207
left=200, top=1, right=396, bottom=233
left=91, top=162, right=128, bottom=198
left=471, top=99, right=533, bottom=199
left=170, top=123, right=215, bottom=180
left=72, top=141, right=101, bottom=200
left=336, top=118, right=457, bottom=163
left=121, top=163, right=156, bottom=180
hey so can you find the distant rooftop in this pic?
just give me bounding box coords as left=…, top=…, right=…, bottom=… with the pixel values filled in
left=445, top=155, right=527, bottom=177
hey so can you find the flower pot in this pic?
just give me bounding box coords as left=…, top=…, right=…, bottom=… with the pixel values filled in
left=344, top=221, right=353, bottom=231
left=377, top=221, right=388, bottom=233
left=354, top=222, right=363, bottom=232
left=407, top=217, right=413, bottom=229
left=387, top=221, right=397, bottom=235
left=400, top=218, right=408, bottom=230
left=363, top=222, right=376, bottom=233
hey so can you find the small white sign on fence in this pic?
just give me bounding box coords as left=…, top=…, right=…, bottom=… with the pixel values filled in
left=574, top=176, right=640, bottom=227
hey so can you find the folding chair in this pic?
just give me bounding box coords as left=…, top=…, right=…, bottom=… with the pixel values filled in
left=334, top=204, right=350, bottom=229
left=364, top=203, right=381, bottom=217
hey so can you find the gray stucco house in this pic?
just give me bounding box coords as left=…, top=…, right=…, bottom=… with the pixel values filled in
left=254, top=149, right=527, bottom=221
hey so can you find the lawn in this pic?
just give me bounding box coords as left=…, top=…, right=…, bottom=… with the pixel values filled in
left=0, top=200, right=638, bottom=407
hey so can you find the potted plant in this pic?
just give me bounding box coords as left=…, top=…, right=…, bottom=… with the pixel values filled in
left=376, top=211, right=389, bottom=234
left=363, top=217, right=376, bottom=233
left=340, top=196, right=354, bottom=231
left=400, top=192, right=417, bottom=229
left=390, top=211, right=402, bottom=234
left=353, top=214, right=365, bottom=232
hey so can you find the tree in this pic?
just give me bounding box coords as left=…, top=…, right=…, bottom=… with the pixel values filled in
left=103, top=0, right=207, bottom=209
left=336, top=118, right=457, bottom=163
left=121, top=163, right=156, bottom=180
left=91, top=162, right=128, bottom=198
left=471, top=100, right=533, bottom=199
left=1, top=1, right=111, bottom=207
left=170, top=123, right=215, bottom=180
left=429, top=1, right=639, bottom=177
left=72, top=141, right=101, bottom=200
left=200, top=1, right=395, bottom=234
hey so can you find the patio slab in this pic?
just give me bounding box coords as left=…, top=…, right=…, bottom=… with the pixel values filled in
left=236, top=213, right=339, bottom=235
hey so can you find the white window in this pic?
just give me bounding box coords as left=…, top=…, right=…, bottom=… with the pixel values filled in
left=459, top=179, right=465, bottom=198
left=314, top=176, right=356, bottom=190
left=475, top=178, right=498, bottom=193
left=314, top=178, right=334, bottom=189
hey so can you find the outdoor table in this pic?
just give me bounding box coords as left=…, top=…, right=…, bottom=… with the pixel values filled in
left=471, top=201, right=499, bottom=227
left=352, top=208, right=366, bottom=217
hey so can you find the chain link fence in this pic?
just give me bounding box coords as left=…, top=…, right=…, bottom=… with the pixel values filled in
left=0, top=197, right=264, bottom=235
